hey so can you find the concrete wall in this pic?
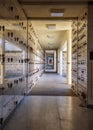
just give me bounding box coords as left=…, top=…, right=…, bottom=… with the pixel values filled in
left=58, top=30, right=72, bottom=85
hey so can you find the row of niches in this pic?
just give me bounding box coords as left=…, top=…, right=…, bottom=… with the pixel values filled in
left=5, top=63, right=44, bottom=76
left=72, top=8, right=87, bottom=101
left=0, top=96, right=24, bottom=124
left=0, top=65, right=44, bottom=125
left=0, top=21, right=27, bottom=32
left=0, top=49, right=44, bottom=65
left=0, top=25, right=44, bottom=93
left=0, top=77, right=26, bottom=95
left=72, top=32, right=86, bottom=46
left=4, top=51, right=44, bottom=75
left=78, top=68, right=87, bottom=88
left=72, top=20, right=78, bottom=88
left=5, top=52, right=44, bottom=67
left=72, top=19, right=87, bottom=43
left=0, top=21, right=43, bottom=55
left=0, top=22, right=44, bottom=68
left=1, top=73, right=43, bottom=95
left=5, top=57, right=44, bottom=64
left=0, top=20, right=44, bottom=126
left=72, top=10, right=87, bottom=35
left=77, top=9, right=87, bottom=93
left=5, top=53, right=44, bottom=64
left=0, top=68, right=44, bottom=93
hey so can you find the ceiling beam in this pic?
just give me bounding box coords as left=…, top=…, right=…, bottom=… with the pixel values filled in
left=18, top=1, right=88, bottom=6
left=27, top=17, right=77, bottom=20
left=0, top=16, right=77, bottom=21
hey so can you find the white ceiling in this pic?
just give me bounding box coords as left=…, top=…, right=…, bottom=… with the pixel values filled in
left=19, top=0, right=87, bottom=50
left=21, top=5, right=87, bottom=18
left=31, top=20, right=72, bottom=50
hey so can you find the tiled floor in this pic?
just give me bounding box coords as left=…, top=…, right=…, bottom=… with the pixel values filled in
left=3, top=96, right=93, bottom=130
left=3, top=73, right=93, bottom=130
left=30, top=73, right=75, bottom=96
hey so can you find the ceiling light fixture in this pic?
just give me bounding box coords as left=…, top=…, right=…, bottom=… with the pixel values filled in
left=46, top=24, right=56, bottom=29
left=50, top=9, right=64, bottom=17
left=47, top=35, right=54, bottom=39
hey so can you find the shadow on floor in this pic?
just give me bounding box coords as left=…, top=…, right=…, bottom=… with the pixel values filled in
left=29, top=73, right=76, bottom=96
left=30, top=88, right=76, bottom=96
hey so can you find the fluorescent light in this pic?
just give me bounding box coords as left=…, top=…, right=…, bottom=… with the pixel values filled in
left=47, top=35, right=54, bottom=39
left=46, top=24, right=56, bottom=29
left=51, top=12, right=64, bottom=17
left=50, top=9, right=64, bottom=17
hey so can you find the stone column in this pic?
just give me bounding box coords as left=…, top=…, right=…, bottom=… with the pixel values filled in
left=60, top=50, right=62, bottom=76
left=57, top=49, right=60, bottom=74
left=67, top=30, right=72, bottom=85
left=0, top=32, right=5, bottom=84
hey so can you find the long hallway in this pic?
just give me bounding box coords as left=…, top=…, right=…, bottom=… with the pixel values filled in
left=1, top=1, right=93, bottom=129
left=30, top=73, right=75, bottom=96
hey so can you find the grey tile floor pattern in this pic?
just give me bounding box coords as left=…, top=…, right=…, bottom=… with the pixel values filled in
left=30, top=73, right=75, bottom=96
left=3, top=96, right=93, bottom=130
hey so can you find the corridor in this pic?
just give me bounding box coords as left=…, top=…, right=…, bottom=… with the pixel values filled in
left=1, top=0, right=93, bottom=129
left=30, top=73, right=75, bottom=96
